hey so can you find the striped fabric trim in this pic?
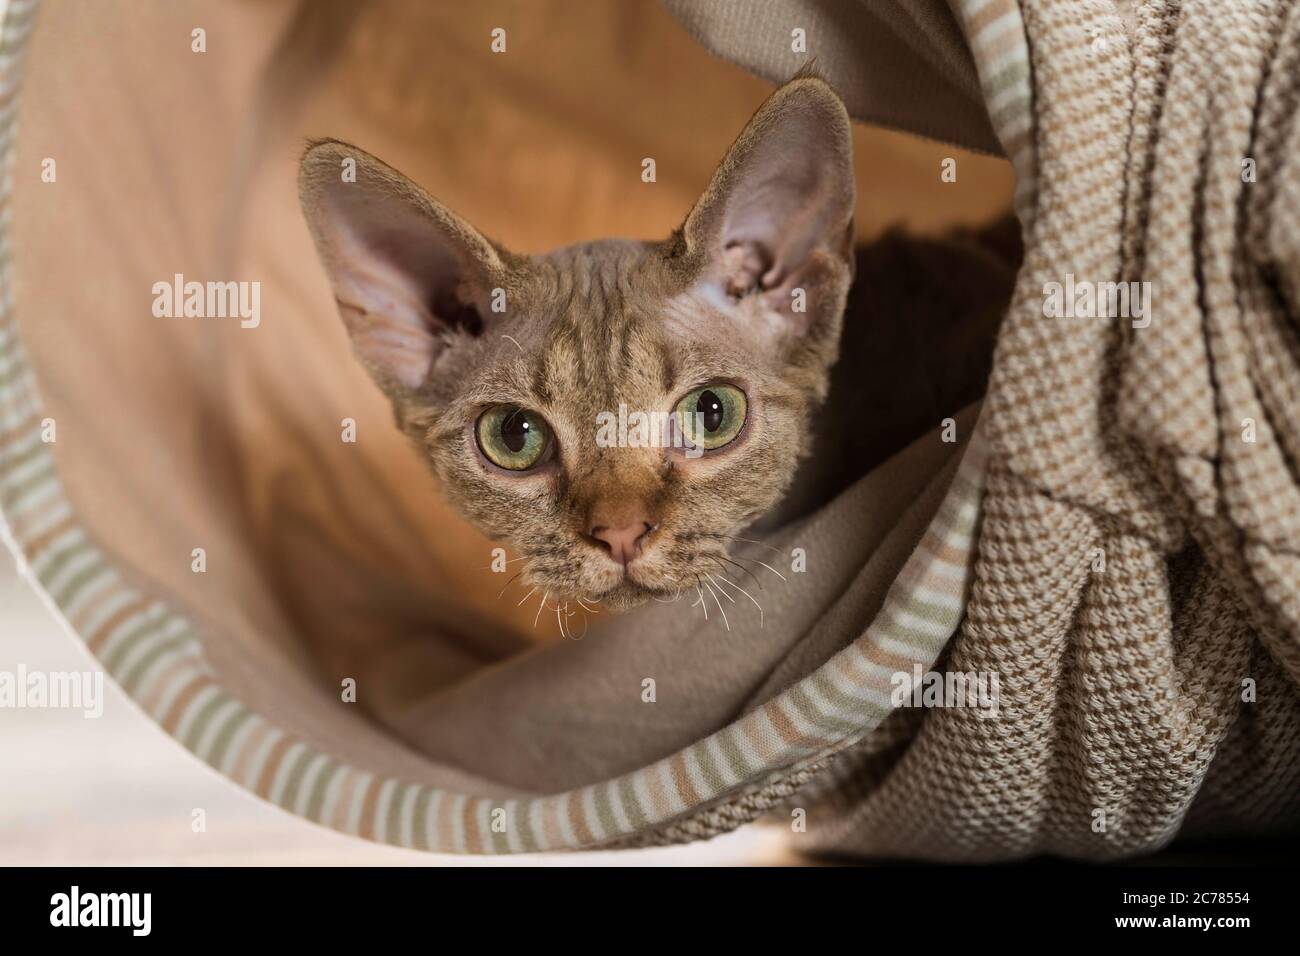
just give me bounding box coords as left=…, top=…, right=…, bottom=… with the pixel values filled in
left=0, top=0, right=1004, bottom=852
left=950, top=0, right=1038, bottom=221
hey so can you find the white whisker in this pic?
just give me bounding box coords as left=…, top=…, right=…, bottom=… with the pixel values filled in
left=712, top=533, right=784, bottom=556
left=534, top=590, right=551, bottom=629
left=693, top=584, right=708, bottom=621
left=567, top=604, right=590, bottom=640
left=653, top=587, right=684, bottom=604
left=703, top=579, right=730, bottom=631
left=751, top=559, right=789, bottom=583
left=717, top=555, right=765, bottom=591
left=705, top=573, right=735, bottom=603
left=711, top=573, right=764, bottom=628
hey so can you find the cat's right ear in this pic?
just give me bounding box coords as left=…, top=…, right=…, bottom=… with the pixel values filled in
left=298, top=140, right=510, bottom=402
left=677, top=76, right=856, bottom=335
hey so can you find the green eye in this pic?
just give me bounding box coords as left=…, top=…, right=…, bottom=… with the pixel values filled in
left=476, top=405, right=552, bottom=471
left=675, top=384, right=747, bottom=451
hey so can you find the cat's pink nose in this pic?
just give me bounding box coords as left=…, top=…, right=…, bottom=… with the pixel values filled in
left=589, top=520, right=654, bottom=567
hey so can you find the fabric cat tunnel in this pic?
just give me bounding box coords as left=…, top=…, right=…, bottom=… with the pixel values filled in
left=2, top=0, right=1298, bottom=860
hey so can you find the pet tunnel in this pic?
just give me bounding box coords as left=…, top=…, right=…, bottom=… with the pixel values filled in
left=3, top=0, right=1299, bottom=861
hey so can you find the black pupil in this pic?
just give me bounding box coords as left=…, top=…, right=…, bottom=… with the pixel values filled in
left=501, top=411, right=531, bottom=453
left=697, top=390, right=724, bottom=433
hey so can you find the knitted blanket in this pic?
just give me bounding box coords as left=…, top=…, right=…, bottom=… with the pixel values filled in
left=664, top=0, right=1300, bottom=860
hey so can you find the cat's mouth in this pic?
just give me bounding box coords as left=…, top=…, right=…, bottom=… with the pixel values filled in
left=518, top=535, right=745, bottom=613
left=591, top=578, right=675, bottom=611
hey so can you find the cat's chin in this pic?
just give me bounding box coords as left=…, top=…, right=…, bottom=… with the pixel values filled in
left=592, top=580, right=673, bottom=613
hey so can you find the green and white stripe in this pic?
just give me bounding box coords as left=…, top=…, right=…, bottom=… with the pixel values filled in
left=952, top=0, right=1037, bottom=219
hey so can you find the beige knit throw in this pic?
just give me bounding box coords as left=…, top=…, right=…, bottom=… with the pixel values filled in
left=796, top=0, right=1300, bottom=862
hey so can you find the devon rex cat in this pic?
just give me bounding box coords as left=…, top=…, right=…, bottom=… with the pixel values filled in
left=299, top=76, right=1010, bottom=619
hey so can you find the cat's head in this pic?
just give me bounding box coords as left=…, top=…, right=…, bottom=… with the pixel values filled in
left=299, top=77, right=855, bottom=610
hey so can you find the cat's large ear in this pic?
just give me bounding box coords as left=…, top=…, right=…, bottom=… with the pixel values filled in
left=299, top=140, right=510, bottom=402
left=679, top=76, right=855, bottom=328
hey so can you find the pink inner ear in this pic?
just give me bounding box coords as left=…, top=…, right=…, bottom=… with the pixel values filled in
left=342, top=302, right=443, bottom=389
left=313, top=181, right=486, bottom=392
left=691, top=81, right=855, bottom=312
left=327, top=229, right=446, bottom=390
left=722, top=241, right=770, bottom=297
left=722, top=167, right=843, bottom=295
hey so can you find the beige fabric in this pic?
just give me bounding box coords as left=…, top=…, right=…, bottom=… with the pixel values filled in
left=660, top=0, right=1004, bottom=156
left=381, top=405, right=977, bottom=791
left=783, top=0, right=1300, bottom=860
left=12, top=0, right=1014, bottom=796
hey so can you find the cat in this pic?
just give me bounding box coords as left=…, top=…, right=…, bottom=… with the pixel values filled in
left=298, top=75, right=1013, bottom=615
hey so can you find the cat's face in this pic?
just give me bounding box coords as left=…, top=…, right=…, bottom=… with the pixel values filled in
left=300, top=77, right=855, bottom=610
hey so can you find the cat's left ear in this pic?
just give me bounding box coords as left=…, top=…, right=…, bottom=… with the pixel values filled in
left=679, top=76, right=856, bottom=330
left=298, top=140, right=511, bottom=405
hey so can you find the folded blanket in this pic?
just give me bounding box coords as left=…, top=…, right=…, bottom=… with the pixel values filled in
left=660, top=0, right=1300, bottom=860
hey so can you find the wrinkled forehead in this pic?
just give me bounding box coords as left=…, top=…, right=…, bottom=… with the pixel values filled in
left=489, top=240, right=678, bottom=406
left=534, top=316, right=676, bottom=412
left=542, top=251, right=763, bottom=403
left=448, top=238, right=761, bottom=416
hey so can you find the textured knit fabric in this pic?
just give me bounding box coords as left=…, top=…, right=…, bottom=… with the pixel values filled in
left=661, top=0, right=1300, bottom=861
